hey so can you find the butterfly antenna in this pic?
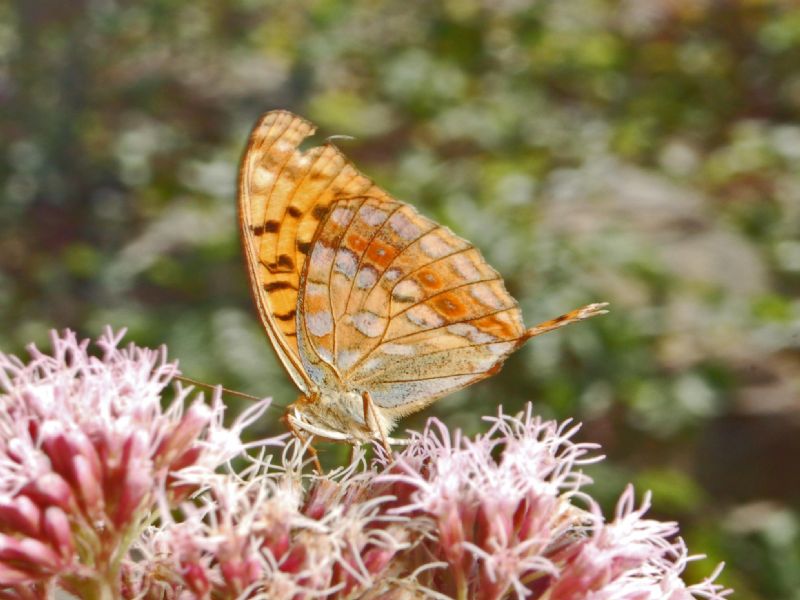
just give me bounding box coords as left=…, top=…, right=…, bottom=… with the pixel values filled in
left=521, top=302, right=610, bottom=343
left=174, top=375, right=283, bottom=412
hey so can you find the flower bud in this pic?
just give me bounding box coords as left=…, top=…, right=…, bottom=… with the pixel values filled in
left=183, top=561, right=212, bottom=597
left=43, top=507, right=75, bottom=560
left=22, top=473, right=74, bottom=511
left=0, top=535, right=62, bottom=578
left=0, top=496, right=41, bottom=538
left=156, top=403, right=211, bottom=467
left=72, top=454, right=104, bottom=517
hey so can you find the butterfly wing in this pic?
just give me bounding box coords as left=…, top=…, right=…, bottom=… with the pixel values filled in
left=295, top=196, right=526, bottom=415
left=238, top=111, right=390, bottom=393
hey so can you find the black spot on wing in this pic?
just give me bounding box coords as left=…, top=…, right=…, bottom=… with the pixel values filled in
left=312, top=205, right=329, bottom=220
left=263, top=281, right=296, bottom=292
left=278, top=254, right=294, bottom=269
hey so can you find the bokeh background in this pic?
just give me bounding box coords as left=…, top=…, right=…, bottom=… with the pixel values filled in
left=2, top=0, right=799, bottom=597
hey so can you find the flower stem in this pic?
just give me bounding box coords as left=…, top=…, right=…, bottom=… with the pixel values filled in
left=95, top=579, right=116, bottom=600
left=455, top=573, right=469, bottom=600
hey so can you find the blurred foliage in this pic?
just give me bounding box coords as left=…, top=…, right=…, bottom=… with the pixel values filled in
left=2, top=0, right=800, bottom=597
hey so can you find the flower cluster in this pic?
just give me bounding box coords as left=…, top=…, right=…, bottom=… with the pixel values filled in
left=374, top=412, right=728, bottom=600
left=0, top=328, right=264, bottom=599
left=122, top=447, right=419, bottom=599
left=0, top=330, right=730, bottom=599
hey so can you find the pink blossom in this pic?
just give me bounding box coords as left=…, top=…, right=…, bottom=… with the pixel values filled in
left=0, top=328, right=731, bottom=599
left=125, top=442, right=415, bottom=599
left=0, top=328, right=265, bottom=598
left=376, top=406, right=730, bottom=600
left=123, top=410, right=728, bottom=600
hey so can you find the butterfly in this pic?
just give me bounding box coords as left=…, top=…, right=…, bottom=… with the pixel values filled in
left=238, top=110, right=607, bottom=460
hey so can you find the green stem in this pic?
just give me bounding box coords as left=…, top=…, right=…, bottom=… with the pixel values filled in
left=93, top=578, right=117, bottom=600
left=455, top=571, right=469, bottom=600
left=67, top=573, right=119, bottom=600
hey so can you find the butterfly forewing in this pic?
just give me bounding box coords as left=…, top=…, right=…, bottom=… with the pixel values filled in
left=238, top=111, right=390, bottom=392
left=296, top=196, right=526, bottom=415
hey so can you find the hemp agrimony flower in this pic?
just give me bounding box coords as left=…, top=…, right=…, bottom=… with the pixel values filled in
left=0, top=329, right=730, bottom=599
left=0, top=328, right=264, bottom=599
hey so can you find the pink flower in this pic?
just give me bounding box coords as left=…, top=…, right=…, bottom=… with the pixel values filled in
left=0, top=328, right=265, bottom=598
left=0, top=328, right=731, bottom=599
left=377, top=406, right=730, bottom=600
left=125, top=406, right=728, bottom=600
left=126, top=441, right=414, bottom=599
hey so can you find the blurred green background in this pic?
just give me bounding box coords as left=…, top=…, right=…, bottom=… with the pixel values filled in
left=2, top=0, right=799, bottom=597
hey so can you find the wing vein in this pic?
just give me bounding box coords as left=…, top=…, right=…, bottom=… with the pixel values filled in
left=391, top=245, right=476, bottom=291
left=260, top=122, right=312, bottom=265
left=323, top=195, right=370, bottom=368
left=342, top=201, right=405, bottom=318
left=373, top=370, right=495, bottom=384
left=359, top=223, right=440, bottom=311
left=383, top=306, right=519, bottom=343
left=391, top=276, right=504, bottom=319
left=351, top=340, right=515, bottom=384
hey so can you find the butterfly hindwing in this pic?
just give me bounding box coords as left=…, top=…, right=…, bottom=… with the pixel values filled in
left=296, top=196, right=526, bottom=414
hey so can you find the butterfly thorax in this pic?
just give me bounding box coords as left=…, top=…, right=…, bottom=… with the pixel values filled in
left=285, top=390, right=395, bottom=445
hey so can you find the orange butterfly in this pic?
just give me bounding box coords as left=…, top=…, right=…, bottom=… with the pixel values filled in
left=238, top=110, right=606, bottom=459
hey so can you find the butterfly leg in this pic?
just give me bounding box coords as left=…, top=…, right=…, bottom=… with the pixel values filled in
left=283, top=412, right=324, bottom=474
left=521, top=302, right=609, bottom=343
left=347, top=443, right=362, bottom=466
left=361, top=391, right=393, bottom=458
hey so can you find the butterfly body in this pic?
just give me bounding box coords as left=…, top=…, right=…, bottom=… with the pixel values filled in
left=286, top=391, right=393, bottom=445
left=239, top=110, right=607, bottom=450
